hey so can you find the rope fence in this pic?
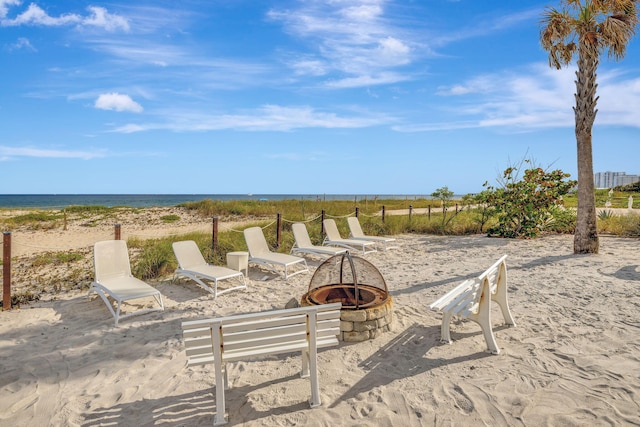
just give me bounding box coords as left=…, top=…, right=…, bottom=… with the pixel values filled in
left=1, top=203, right=444, bottom=310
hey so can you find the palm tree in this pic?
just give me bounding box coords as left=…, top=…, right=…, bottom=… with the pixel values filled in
left=540, top=0, right=638, bottom=254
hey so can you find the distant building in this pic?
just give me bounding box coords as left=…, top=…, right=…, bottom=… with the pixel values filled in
left=594, top=171, right=640, bottom=188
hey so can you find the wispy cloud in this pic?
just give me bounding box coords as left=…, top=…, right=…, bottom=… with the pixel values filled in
left=268, top=0, right=415, bottom=88
left=395, top=63, right=640, bottom=132
left=1, top=3, right=129, bottom=32
left=111, top=104, right=394, bottom=133
left=94, top=93, right=143, bottom=113
left=265, top=151, right=329, bottom=162
left=5, top=36, right=36, bottom=51
left=431, top=8, right=540, bottom=47
left=0, top=145, right=106, bottom=160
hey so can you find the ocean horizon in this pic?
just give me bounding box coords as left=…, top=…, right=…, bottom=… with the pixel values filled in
left=0, top=194, right=439, bottom=209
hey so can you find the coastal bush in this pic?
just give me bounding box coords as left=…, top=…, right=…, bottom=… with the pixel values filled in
left=484, top=164, right=576, bottom=238
left=544, top=206, right=576, bottom=234
left=469, top=190, right=495, bottom=233
left=430, top=186, right=456, bottom=234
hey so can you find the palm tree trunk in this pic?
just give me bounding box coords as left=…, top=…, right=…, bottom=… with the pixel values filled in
left=573, top=43, right=599, bottom=254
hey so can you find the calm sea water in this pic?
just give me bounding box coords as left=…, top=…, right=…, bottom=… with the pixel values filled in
left=0, top=194, right=432, bottom=209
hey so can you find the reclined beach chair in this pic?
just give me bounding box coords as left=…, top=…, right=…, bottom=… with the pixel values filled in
left=347, top=217, right=398, bottom=251
left=172, top=240, right=247, bottom=298
left=291, top=222, right=348, bottom=258
left=244, top=226, right=309, bottom=279
left=322, top=219, right=377, bottom=254
left=89, top=240, right=164, bottom=326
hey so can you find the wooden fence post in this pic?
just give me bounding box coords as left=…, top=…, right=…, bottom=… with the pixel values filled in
left=114, top=224, right=121, bottom=240
left=276, top=213, right=282, bottom=249
left=212, top=217, right=218, bottom=254
left=382, top=205, right=385, bottom=223
left=355, top=206, right=359, bottom=218
left=321, top=209, right=326, bottom=236
left=409, top=205, right=413, bottom=221
left=428, top=205, right=431, bottom=220
left=3, top=232, right=11, bottom=310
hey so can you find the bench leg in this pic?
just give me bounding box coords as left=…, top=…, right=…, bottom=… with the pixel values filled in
left=213, top=325, right=228, bottom=426
left=475, top=314, right=500, bottom=355
left=440, top=312, right=453, bottom=344
left=493, top=290, right=516, bottom=327
left=308, top=348, right=321, bottom=408
left=493, top=260, right=516, bottom=327
left=213, top=362, right=227, bottom=426
left=301, top=349, right=310, bottom=378
left=470, top=286, right=500, bottom=355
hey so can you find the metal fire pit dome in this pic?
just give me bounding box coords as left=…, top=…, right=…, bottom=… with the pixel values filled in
left=304, top=252, right=388, bottom=310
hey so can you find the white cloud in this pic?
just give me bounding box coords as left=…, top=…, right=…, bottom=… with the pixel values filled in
left=395, top=63, right=640, bottom=133
left=2, top=3, right=80, bottom=26
left=6, top=36, right=36, bottom=51
left=82, top=6, right=129, bottom=32
left=0, top=0, right=20, bottom=19
left=0, top=3, right=129, bottom=32
left=111, top=104, right=393, bottom=133
left=0, top=145, right=105, bottom=160
left=94, top=93, right=143, bottom=113
left=325, top=72, right=410, bottom=88
left=268, top=1, right=414, bottom=85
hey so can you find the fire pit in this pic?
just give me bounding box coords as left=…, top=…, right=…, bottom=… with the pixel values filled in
left=301, top=253, right=393, bottom=342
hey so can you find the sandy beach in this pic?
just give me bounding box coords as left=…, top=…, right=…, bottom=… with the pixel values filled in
left=1, top=209, right=639, bottom=426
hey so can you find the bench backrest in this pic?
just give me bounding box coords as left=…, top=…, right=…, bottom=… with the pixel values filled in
left=430, top=255, right=508, bottom=316
left=182, top=303, right=342, bottom=366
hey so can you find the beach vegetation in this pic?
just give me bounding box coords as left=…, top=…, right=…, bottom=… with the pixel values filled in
left=2, top=211, right=62, bottom=230
left=160, top=214, right=180, bottom=223
left=430, top=186, right=461, bottom=234
left=482, top=163, right=576, bottom=238
left=541, top=0, right=639, bottom=254
left=598, top=209, right=615, bottom=220
left=0, top=290, right=40, bottom=308
left=128, top=237, right=176, bottom=279
left=598, top=213, right=640, bottom=237
left=32, top=251, right=84, bottom=267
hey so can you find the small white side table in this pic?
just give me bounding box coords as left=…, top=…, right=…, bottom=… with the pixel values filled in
left=227, top=251, right=249, bottom=277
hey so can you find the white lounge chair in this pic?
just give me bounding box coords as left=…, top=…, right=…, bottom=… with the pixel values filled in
left=322, top=219, right=377, bottom=254
left=89, top=240, right=164, bottom=325
left=172, top=240, right=247, bottom=298
left=291, top=222, right=348, bottom=258
left=243, top=226, right=309, bottom=279
left=347, top=217, right=398, bottom=251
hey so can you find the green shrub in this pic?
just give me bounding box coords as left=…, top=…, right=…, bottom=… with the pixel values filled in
left=484, top=164, right=576, bottom=238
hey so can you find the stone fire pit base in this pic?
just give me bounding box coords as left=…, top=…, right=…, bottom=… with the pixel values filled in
left=300, top=296, right=394, bottom=342
left=340, top=296, right=393, bottom=342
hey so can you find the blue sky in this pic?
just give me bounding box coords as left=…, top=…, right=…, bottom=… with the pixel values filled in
left=1, top=0, right=638, bottom=196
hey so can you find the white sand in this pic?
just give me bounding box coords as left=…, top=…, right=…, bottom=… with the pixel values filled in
left=1, top=230, right=640, bottom=426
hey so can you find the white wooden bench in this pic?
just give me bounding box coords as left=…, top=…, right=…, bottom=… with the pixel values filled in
left=429, top=255, right=516, bottom=355
left=181, top=302, right=342, bottom=426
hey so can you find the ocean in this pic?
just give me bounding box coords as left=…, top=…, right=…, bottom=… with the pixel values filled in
left=0, top=194, right=432, bottom=209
